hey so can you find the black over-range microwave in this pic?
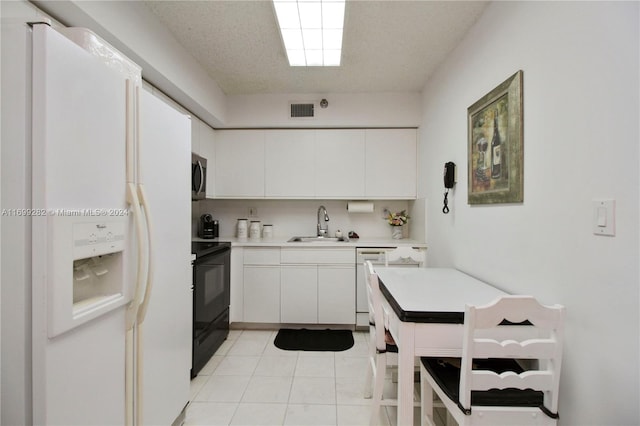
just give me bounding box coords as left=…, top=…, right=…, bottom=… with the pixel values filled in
left=192, top=153, right=207, bottom=200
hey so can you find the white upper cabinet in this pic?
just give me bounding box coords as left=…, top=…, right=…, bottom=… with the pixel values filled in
left=190, top=117, right=215, bottom=198
left=215, top=130, right=265, bottom=198
left=315, top=129, right=366, bottom=198
left=199, top=121, right=216, bottom=198
left=365, top=129, right=417, bottom=198
left=210, top=128, right=416, bottom=199
left=265, top=130, right=316, bottom=198
left=190, top=116, right=200, bottom=154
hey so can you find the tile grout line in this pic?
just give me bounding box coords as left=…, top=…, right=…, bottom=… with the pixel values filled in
left=187, top=330, right=373, bottom=426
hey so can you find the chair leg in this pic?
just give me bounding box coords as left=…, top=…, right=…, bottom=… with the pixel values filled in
left=420, top=363, right=435, bottom=426
left=370, top=352, right=386, bottom=426
left=364, top=358, right=373, bottom=399
left=444, top=410, right=455, bottom=426
left=364, top=328, right=376, bottom=399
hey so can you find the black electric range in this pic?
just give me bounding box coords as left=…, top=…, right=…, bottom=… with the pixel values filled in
left=191, top=240, right=231, bottom=259
left=190, top=240, right=231, bottom=377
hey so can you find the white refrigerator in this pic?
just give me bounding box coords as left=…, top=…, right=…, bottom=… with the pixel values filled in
left=28, top=23, right=191, bottom=425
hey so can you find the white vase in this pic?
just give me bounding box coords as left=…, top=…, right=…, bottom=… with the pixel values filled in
left=391, top=226, right=403, bottom=239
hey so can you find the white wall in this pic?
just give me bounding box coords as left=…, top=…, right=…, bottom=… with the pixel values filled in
left=225, top=92, right=422, bottom=128
left=418, top=2, right=639, bottom=425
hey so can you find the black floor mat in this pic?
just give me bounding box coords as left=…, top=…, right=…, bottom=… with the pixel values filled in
left=274, top=328, right=354, bottom=352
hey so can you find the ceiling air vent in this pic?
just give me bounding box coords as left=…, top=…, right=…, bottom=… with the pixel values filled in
left=290, top=103, right=315, bottom=118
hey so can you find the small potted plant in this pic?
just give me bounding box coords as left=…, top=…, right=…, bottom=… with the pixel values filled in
left=387, top=210, right=409, bottom=239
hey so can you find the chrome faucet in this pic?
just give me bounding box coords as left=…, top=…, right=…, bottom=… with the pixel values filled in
left=317, top=205, right=330, bottom=237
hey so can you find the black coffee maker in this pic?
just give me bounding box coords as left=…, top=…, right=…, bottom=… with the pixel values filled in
left=198, top=214, right=219, bottom=239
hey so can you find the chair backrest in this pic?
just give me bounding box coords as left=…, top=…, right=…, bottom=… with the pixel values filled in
left=459, top=295, right=565, bottom=415
left=384, top=246, right=425, bottom=267
left=363, top=260, right=387, bottom=351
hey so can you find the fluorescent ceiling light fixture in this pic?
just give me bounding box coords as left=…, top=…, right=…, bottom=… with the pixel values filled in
left=273, top=0, right=345, bottom=67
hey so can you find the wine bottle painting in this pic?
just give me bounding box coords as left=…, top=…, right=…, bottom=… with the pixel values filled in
left=470, top=95, right=509, bottom=193
left=467, top=70, right=523, bottom=205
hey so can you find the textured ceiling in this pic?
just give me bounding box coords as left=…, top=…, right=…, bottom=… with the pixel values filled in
left=143, top=1, right=488, bottom=95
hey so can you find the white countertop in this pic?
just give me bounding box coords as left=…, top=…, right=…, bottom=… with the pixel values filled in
left=192, top=236, right=426, bottom=248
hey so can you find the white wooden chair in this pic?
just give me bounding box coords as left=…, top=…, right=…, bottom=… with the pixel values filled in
left=420, top=295, right=565, bottom=426
left=384, top=246, right=426, bottom=266
left=363, top=260, right=399, bottom=424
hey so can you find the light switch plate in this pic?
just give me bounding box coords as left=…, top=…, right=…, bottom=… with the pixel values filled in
left=593, top=199, right=615, bottom=236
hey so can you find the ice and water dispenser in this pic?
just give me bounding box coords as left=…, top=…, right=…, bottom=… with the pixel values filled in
left=47, top=215, right=132, bottom=337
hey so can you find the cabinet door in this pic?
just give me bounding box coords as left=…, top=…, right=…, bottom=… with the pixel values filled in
left=280, top=266, right=317, bottom=323
left=315, top=129, right=365, bottom=198
left=318, top=266, right=355, bottom=324
left=199, top=123, right=216, bottom=198
left=365, top=129, right=417, bottom=198
left=243, top=266, right=280, bottom=323
left=229, top=247, right=244, bottom=323
left=265, top=130, right=315, bottom=198
left=191, top=116, right=201, bottom=154
left=215, top=130, right=264, bottom=197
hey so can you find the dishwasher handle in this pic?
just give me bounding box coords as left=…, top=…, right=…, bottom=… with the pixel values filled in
left=356, top=249, right=388, bottom=264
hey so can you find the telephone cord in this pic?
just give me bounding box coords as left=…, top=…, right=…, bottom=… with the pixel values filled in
left=443, top=190, right=450, bottom=214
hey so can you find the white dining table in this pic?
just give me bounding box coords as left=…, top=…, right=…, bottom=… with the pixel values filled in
left=374, top=267, right=508, bottom=426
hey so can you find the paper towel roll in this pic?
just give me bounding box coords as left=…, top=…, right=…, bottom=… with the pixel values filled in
left=347, top=201, right=374, bottom=213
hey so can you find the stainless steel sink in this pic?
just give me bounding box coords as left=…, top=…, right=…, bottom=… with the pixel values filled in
left=287, top=236, right=350, bottom=243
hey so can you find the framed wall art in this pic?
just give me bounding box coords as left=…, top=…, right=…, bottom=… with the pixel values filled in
left=468, top=70, right=523, bottom=204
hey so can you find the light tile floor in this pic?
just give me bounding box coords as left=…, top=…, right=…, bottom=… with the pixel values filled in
left=185, top=329, right=437, bottom=426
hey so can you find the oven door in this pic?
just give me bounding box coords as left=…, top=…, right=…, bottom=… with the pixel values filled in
left=193, top=247, right=230, bottom=328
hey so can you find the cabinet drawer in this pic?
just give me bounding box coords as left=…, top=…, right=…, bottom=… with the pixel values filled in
left=244, top=248, right=281, bottom=265
left=281, top=248, right=354, bottom=264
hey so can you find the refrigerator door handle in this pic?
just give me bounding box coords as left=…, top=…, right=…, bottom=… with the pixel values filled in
left=134, top=84, right=155, bottom=426
left=136, top=183, right=154, bottom=325
left=125, top=80, right=148, bottom=426
left=125, top=79, right=136, bottom=187
left=124, top=80, right=147, bottom=330
left=134, top=182, right=154, bottom=426
left=125, top=182, right=148, bottom=325
left=125, top=180, right=146, bottom=426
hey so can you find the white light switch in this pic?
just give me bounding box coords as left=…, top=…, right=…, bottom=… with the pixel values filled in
left=593, top=199, right=615, bottom=236
left=596, top=207, right=607, bottom=226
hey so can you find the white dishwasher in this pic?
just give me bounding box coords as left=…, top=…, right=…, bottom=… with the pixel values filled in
left=355, top=247, right=424, bottom=328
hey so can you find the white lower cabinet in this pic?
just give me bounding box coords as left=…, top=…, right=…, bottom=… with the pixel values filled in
left=229, top=247, right=244, bottom=323
left=243, top=266, right=280, bottom=323
left=280, top=266, right=318, bottom=323
left=241, top=247, right=356, bottom=325
left=243, top=248, right=281, bottom=323
left=318, top=266, right=355, bottom=324
left=280, top=248, right=355, bottom=325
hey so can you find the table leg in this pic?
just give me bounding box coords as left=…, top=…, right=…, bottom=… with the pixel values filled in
left=397, top=322, right=415, bottom=426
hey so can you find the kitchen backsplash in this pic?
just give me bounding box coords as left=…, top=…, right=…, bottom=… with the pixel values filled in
left=192, top=199, right=422, bottom=241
